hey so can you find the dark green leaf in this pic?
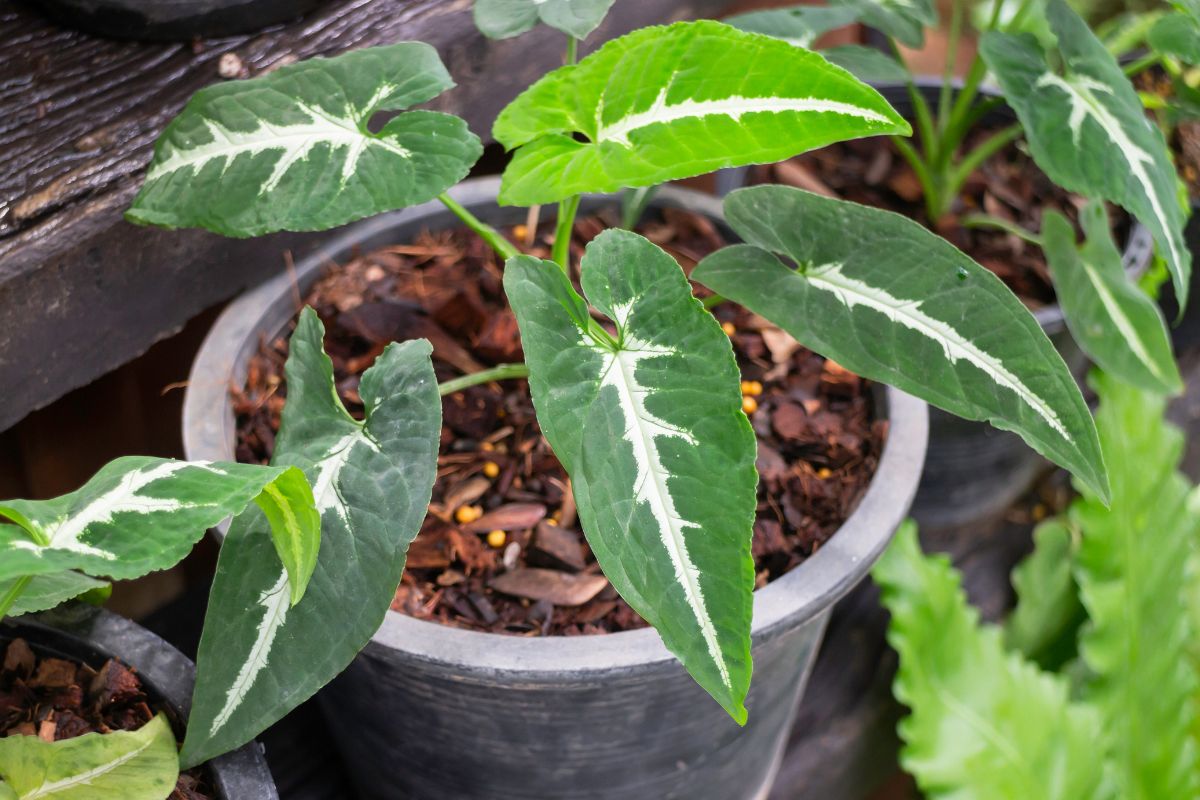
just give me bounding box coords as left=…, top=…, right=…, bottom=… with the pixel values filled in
left=0, top=572, right=110, bottom=618
left=724, top=5, right=860, bottom=46
left=830, top=0, right=937, bottom=47
left=474, top=0, right=616, bottom=39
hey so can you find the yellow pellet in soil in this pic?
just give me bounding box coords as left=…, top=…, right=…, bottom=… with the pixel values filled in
left=486, top=530, right=507, bottom=549
left=722, top=321, right=737, bottom=336
left=742, top=396, right=758, bottom=414
left=483, top=461, right=501, bottom=479
left=740, top=380, right=764, bottom=397
left=513, top=224, right=529, bottom=241
left=455, top=505, right=483, bottom=524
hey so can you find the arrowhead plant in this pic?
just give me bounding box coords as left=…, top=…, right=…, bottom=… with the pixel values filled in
left=118, top=11, right=1120, bottom=742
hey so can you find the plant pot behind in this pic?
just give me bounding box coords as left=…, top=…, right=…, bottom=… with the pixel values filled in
left=1158, top=200, right=1200, bottom=350
left=820, top=81, right=1154, bottom=529
left=183, top=177, right=928, bottom=800
left=0, top=605, right=278, bottom=799
left=32, top=0, right=322, bottom=40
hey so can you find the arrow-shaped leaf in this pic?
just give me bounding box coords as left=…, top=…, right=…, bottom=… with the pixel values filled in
left=692, top=186, right=1108, bottom=501
left=828, top=0, right=937, bottom=47
left=504, top=230, right=759, bottom=722
left=0, top=459, right=319, bottom=600
left=474, top=0, right=616, bottom=40
left=0, top=572, right=110, bottom=618
left=725, top=5, right=861, bottom=47
left=493, top=20, right=910, bottom=205
left=0, top=713, right=178, bottom=800
left=980, top=0, right=1192, bottom=307
left=181, top=308, right=441, bottom=767
left=128, top=43, right=482, bottom=238
left=1042, top=202, right=1182, bottom=395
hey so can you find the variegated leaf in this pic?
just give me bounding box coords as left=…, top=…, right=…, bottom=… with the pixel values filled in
left=0, top=713, right=178, bottom=800
left=725, top=5, right=860, bottom=47
left=1042, top=203, right=1182, bottom=395
left=980, top=0, right=1192, bottom=307
left=0, top=458, right=319, bottom=602
left=504, top=230, right=759, bottom=723
left=822, top=45, right=911, bottom=82
left=181, top=308, right=440, bottom=768
left=474, top=0, right=616, bottom=39
left=0, top=572, right=110, bottom=618
left=493, top=20, right=910, bottom=205
left=830, top=0, right=937, bottom=47
left=692, top=186, right=1109, bottom=501
left=127, top=44, right=481, bottom=238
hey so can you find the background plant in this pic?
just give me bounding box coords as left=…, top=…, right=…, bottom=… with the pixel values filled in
left=876, top=369, right=1200, bottom=799
left=127, top=11, right=1113, bottom=727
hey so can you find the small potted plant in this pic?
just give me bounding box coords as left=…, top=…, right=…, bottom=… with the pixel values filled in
left=127, top=5, right=1115, bottom=797
left=726, top=0, right=1186, bottom=526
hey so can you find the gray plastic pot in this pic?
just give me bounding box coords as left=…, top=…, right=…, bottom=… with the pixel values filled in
left=33, top=0, right=322, bottom=40
left=0, top=605, right=278, bottom=799
left=182, top=176, right=928, bottom=800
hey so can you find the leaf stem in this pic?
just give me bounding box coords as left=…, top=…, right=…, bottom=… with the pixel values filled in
left=0, top=576, right=31, bottom=620
left=1123, top=52, right=1162, bottom=78
left=701, top=293, right=726, bottom=310
left=552, top=195, right=582, bottom=272
left=961, top=213, right=1044, bottom=246
left=438, top=363, right=530, bottom=396
left=437, top=193, right=520, bottom=262
left=566, top=36, right=579, bottom=66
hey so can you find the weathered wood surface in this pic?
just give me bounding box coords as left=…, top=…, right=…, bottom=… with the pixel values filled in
left=0, top=0, right=731, bottom=432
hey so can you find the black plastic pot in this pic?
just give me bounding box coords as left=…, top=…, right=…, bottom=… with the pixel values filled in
left=182, top=177, right=929, bottom=800
left=32, top=0, right=322, bottom=40
left=883, top=82, right=1154, bottom=527
left=0, top=604, right=278, bottom=799
left=1158, top=200, right=1200, bottom=350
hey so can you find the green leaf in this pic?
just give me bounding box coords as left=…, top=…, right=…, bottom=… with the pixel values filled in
left=1042, top=203, right=1182, bottom=395
left=875, top=522, right=1106, bottom=800
left=252, top=465, right=321, bottom=605
left=1003, top=519, right=1086, bottom=672
left=980, top=0, right=1192, bottom=307
left=692, top=186, right=1109, bottom=502
left=181, top=308, right=441, bottom=768
left=822, top=44, right=911, bottom=83
left=830, top=0, right=937, bottom=48
left=724, top=5, right=860, bottom=47
left=1072, top=372, right=1200, bottom=799
left=0, top=459, right=319, bottom=591
left=0, top=713, right=178, bottom=800
left=493, top=20, right=910, bottom=206
left=128, top=43, right=481, bottom=238
left=0, top=572, right=110, bottom=618
left=473, top=0, right=616, bottom=39
left=504, top=230, right=759, bottom=723
left=1148, top=11, right=1200, bottom=61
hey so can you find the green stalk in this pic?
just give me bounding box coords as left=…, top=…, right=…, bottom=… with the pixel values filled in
left=962, top=212, right=1044, bottom=246
left=1124, top=52, right=1163, bottom=78
left=566, top=36, right=579, bottom=66
left=892, top=135, right=943, bottom=220
left=438, top=363, right=530, bottom=396
left=552, top=194, right=582, bottom=272
left=938, top=0, right=966, bottom=135
left=437, top=194, right=520, bottom=261
left=0, top=576, right=30, bottom=620
left=943, top=123, right=1022, bottom=206
left=701, top=293, right=726, bottom=310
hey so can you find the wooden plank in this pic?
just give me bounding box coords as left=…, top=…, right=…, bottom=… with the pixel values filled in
left=0, top=0, right=732, bottom=432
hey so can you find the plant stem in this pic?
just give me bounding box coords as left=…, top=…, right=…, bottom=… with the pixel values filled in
left=438, top=363, right=530, bottom=396
left=944, top=123, right=1022, bottom=208
left=566, top=36, right=578, bottom=65
left=552, top=195, right=582, bottom=272
left=938, top=0, right=965, bottom=135
left=437, top=193, right=520, bottom=262
left=0, top=576, right=31, bottom=620
left=962, top=213, right=1044, bottom=246
left=1123, top=52, right=1162, bottom=77
left=701, top=293, right=726, bottom=310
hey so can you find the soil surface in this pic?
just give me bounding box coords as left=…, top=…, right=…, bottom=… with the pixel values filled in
left=751, top=127, right=1127, bottom=309
left=234, top=207, right=886, bottom=635
left=0, top=637, right=211, bottom=799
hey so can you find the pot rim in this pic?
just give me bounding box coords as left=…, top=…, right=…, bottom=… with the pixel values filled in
left=0, top=606, right=278, bottom=799
left=184, top=175, right=929, bottom=676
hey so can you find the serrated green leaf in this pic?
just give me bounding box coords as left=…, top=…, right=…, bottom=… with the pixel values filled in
left=0, top=713, right=178, bottom=800
left=830, top=0, right=937, bottom=47
left=128, top=43, right=481, bottom=238
left=1148, top=12, right=1200, bottom=61
left=1072, top=372, right=1200, bottom=799
left=875, top=522, right=1105, bottom=800
left=181, top=308, right=440, bottom=768
left=822, top=45, right=912, bottom=82
left=0, top=458, right=319, bottom=589
left=692, top=186, right=1109, bottom=502
left=504, top=230, right=758, bottom=723
left=1003, top=519, right=1086, bottom=671
left=1042, top=203, right=1182, bottom=395
left=724, top=5, right=860, bottom=47
left=473, top=0, right=616, bottom=39
left=493, top=20, right=910, bottom=206
left=980, top=0, right=1192, bottom=307
left=0, top=572, right=110, bottom=618
left=252, top=465, right=321, bottom=605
